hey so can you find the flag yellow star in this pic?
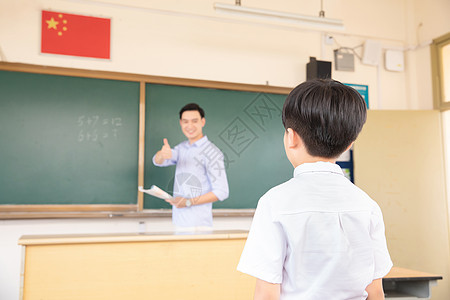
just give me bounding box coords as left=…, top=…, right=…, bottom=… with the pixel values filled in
left=46, top=17, right=59, bottom=30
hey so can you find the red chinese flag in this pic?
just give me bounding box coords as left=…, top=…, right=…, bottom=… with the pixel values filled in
left=41, top=10, right=110, bottom=59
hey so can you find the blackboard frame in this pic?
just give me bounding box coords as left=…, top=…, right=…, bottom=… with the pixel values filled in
left=0, top=62, right=290, bottom=219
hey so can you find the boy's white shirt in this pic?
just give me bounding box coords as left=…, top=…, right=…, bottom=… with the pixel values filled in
left=237, top=161, right=392, bottom=300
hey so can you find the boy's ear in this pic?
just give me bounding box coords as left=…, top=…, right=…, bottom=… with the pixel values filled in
left=345, top=142, right=354, bottom=152
left=286, top=128, right=301, bottom=148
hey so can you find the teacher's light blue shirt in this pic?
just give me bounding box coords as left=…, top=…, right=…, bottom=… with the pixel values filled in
left=152, top=136, right=229, bottom=227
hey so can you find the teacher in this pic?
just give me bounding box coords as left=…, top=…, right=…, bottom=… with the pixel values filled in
left=153, top=103, right=229, bottom=230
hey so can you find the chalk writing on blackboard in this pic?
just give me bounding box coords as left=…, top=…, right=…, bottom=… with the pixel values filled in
left=77, top=115, right=123, bottom=142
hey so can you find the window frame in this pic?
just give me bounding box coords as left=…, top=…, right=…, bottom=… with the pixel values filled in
left=431, top=32, right=450, bottom=111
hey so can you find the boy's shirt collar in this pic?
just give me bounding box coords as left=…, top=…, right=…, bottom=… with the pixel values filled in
left=293, top=161, right=344, bottom=178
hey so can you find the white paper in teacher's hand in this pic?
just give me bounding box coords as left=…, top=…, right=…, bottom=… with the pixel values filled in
left=138, top=185, right=172, bottom=199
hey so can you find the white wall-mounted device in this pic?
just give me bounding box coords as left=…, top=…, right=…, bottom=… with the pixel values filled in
left=362, top=40, right=382, bottom=66
left=385, top=50, right=404, bottom=72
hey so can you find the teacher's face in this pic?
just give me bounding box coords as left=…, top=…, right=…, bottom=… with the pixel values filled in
left=180, top=110, right=205, bottom=143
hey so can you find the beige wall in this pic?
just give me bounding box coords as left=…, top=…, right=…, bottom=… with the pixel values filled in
left=405, top=0, right=450, bottom=109
left=0, top=0, right=442, bottom=109
left=443, top=110, right=450, bottom=252
left=355, top=110, right=450, bottom=299
left=1, top=0, right=448, bottom=109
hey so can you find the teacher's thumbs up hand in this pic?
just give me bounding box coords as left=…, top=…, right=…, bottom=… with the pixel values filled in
left=154, top=138, right=172, bottom=164
left=160, top=138, right=172, bottom=160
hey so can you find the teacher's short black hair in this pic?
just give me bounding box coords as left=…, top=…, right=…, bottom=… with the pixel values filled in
left=282, top=79, right=367, bottom=158
left=179, top=103, right=205, bottom=119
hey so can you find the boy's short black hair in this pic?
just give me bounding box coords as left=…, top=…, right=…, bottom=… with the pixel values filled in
left=282, top=79, right=367, bottom=158
left=179, top=103, right=205, bottom=119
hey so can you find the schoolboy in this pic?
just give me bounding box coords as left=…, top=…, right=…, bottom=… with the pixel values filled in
left=153, top=103, right=229, bottom=230
left=237, top=79, right=392, bottom=300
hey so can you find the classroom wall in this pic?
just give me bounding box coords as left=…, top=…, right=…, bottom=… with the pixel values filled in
left=0, top=0, right=444, bottom=110
left=1, top=0, right=450, bottom=299
left=444, top=111, right=450, bottom=243
left=404, top=0, right=450, bottom=110
left=355, top=110, right=450, bottom=300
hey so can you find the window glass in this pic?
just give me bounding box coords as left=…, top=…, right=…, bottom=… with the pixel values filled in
left=442, top=44, right=450, bottom=103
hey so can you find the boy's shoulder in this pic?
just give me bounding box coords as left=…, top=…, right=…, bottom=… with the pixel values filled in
left=256, top=178, right=296, bottom=209
left=257, top=172, right=381, bottom=216
left=263, top=178, right=295, bottom=197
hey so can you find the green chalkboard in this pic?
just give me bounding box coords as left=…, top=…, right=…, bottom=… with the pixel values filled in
left=0, top=70, right=139, bottom=205
left=144, top=84, right=292, bottom=209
